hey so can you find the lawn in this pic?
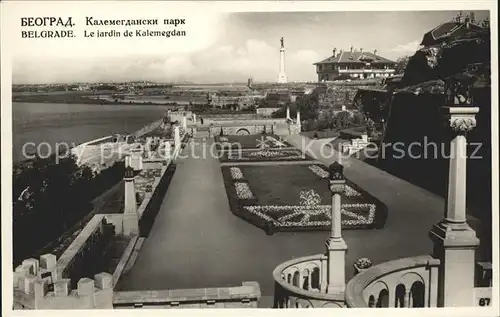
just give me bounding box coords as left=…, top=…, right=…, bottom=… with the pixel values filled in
left=221, top=164, right=387, bottom=234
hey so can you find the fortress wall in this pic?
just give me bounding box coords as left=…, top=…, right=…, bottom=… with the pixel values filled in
left=14, top=254, right=114, bottom=309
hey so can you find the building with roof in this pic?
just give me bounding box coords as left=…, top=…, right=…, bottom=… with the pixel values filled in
left=314, top=47, right=396, bottom=82
left=420, top=12, right=488, bottom=47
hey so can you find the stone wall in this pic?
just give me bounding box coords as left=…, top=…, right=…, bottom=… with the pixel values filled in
left=112, top=282, right=261, bottom=308
left=257, top=107, right=280, bottom=117
left=210, top=124, right=272, bottom=136
left=14, top=254, right=113, bottom=309
left=53, top=215, right=115, bottom=285
left=138, top=163, right=177, bottom=237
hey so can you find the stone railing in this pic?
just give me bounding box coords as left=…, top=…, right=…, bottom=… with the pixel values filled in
left=113, top=282, right=261, bottom=308
left=273, top=254, right=345, bottom=308
left=55, top=215, right=115, bottom=284
left=345, top=255, right=440, bottom=308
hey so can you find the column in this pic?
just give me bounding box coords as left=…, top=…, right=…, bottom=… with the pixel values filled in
left=123, top=165, right=139, bottom=236
left=326, top=162, right=348, bottom=295
left=405, top=291, right=412, bottom=308
left=428, top=79, right=479, bottom=307
left=296, top=110, right=301, bottom=132
left=182, top=116, right=187, bottom=130
left=320, top=257, right=328, bottom=293
left=286, top=106, right=290, bottom=120
left=192, top=113, right=196, bottom=123
left=174, top=126, right=181, bottom=151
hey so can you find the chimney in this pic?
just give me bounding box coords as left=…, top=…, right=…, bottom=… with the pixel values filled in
left=360, top=48, right=363, bottom=53
left=350, top=45, right=353, bottom=53
left=332, top=48, right=337, bottom=57
left=374, top=49, right=377, bottom=55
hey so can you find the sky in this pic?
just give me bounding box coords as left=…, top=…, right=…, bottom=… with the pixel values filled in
left=7, top=6, right=490, bottom=84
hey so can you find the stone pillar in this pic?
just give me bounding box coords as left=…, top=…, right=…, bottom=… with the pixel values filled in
left=192, top=113, right=196, bottom=123
left=296, top=110, right=301, bottom=131
left=326, top=162, right=348, bottom=295
left=320, top=257, right=328, bottom=293
left=123, top=166, right=139, bottom=236
left=182, top=116, right=187, bottom=130
left=286, top=106, right=290, bottom=120
left=405, top=291, right=412, bottom=308
left=428, top=89, right=480, bottom=307
left=174, top=126, right=181, bottom=151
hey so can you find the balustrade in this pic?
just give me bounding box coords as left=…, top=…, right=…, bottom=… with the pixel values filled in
left=345, top=255, right=440, bottom=308
left=273, top=254, right=345, bottom=308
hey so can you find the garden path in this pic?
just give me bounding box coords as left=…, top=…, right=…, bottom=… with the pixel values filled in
left=286, top=135, right=485, bottom=251
left=116, top=139, right=329, bottom=307
left=116, top=136, right=486, bottom=308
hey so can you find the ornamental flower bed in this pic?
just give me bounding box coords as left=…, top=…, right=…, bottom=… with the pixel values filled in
left=234, top=182, right=255, bottom=200
left=134, top=173, right=156, bottom=194
left=220, top=165, right=388, bottom=234
left=214, top=134, right=291, bottom=149
left=230, top=167, right=244, bottom=180
left=221, top=148, right=312, bottom=162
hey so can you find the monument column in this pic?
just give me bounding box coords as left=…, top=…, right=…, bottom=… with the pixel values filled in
left=277, top=37, right=287, bottom=84
left=429, top=77, right=479, bottom=307
left=123, top=166, right=139, bottom=236
left=326, top=162, right=348, bottom=295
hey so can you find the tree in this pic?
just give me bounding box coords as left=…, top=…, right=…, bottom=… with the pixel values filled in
left=395, top=56, right=411, bottom=75
left=334, top=111, right=354, bottom=129
left=366, top=118, right=376, bottom=138
left=352, top=111, right=366, bottom=126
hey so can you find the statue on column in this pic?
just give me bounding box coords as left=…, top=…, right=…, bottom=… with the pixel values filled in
left=280, top=37, right=284, bottom=49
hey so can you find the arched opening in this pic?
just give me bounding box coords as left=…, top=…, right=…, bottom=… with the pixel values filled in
left=302, top=269, right=310, bottom=290
left=376, top=289, right=389, bottom=307
left=292, top=271, right=300, bottom=287
left=236, top=128, right=250, bottom=135
left=368, top=295, right=375, bottom=308
left=395, top=284, right=406, bottom=307
left=411, top=281, right=425, bottom=307
left=311, top=267, right=320, bottom=290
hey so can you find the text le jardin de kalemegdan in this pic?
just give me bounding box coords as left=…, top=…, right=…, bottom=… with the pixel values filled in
left=20, top=17, right=187, bottom=39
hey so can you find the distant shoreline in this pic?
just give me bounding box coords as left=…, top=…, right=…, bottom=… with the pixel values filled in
left=12, top=95, right=187, bottom=107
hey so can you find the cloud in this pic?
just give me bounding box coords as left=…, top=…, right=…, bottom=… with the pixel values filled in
left=390, top=40, right=421, bottom=54
left=13, top=39, right=321, bottom=84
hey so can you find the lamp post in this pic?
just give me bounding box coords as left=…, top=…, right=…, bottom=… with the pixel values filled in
left=325, top=162, right=348, bottom=295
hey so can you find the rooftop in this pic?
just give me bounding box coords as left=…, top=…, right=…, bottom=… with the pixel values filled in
left=314, top=50, right=396, bottom=65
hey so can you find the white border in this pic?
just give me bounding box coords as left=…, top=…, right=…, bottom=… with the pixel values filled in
left=1, top=1, right=498, bottom=317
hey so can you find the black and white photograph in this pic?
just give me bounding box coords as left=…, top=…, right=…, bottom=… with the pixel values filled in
left=1, top=1, right=498, bottom=314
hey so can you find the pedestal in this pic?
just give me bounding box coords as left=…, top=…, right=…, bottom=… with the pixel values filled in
left=326, top=237, right=348, bottom=294
left=429, top=222, right=479, bottom=307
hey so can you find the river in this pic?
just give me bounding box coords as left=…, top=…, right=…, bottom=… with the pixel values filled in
left=12, top=102, right=167, bottom=163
